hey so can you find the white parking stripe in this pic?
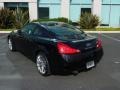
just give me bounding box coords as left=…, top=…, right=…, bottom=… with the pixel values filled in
left=102, top=34, right=120, bottom=42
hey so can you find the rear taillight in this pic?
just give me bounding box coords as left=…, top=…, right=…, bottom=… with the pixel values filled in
left=57, top=42, right=80, bottom=54
left=96, top=39, right=102, bottom=48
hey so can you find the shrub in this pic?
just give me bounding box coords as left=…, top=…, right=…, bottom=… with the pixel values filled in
left=0, top=8, right=15, bottom=29
left=14, top=8, right=29, bottom=29
left=79, top=13, right=100, bottom=29
left=32, top=17, right=72, bottom=24
left=57, top=17, right=72, bottom=24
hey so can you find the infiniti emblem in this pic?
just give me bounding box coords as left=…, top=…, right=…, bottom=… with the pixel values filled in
left=86, top=43, right=91, bottom=47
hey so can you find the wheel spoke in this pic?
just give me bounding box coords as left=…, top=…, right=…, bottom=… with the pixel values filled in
left=8, top=39, right=12, bottom=50
left=41, top=66, right=45, bottom=73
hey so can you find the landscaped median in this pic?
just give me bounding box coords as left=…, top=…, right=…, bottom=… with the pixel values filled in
left=0, top=28, right=120, bottom=34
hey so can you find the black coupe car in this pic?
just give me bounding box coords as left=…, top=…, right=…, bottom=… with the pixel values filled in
left=7, top=22, right=103, bottom=76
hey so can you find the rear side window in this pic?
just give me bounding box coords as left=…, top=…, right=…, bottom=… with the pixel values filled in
left=33, top=26, right=49, bottom=37
left=33, top=26, right=43, bottom=36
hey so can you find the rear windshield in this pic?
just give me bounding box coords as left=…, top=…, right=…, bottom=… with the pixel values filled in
left=48, top=26, right=86, bottom=40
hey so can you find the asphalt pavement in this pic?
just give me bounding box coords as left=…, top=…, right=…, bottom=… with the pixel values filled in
left=0, top=33, right=120, bottom=90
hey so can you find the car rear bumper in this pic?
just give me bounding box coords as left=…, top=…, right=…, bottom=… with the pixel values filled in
left=53, top=48, right=103, bottom=71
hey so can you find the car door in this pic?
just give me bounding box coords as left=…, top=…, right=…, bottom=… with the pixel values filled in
left=30, top=24, right=55, bottom=59
left=20, top=24, right=37, bottom=57
left=22, top=24, right=50, bottom=59
left=15, top=24, right=36, bottom=55
left=14, top=24, right=30, bottom=53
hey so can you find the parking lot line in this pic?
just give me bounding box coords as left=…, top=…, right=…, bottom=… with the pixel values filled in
left=102, top=34, right=120, bottom=42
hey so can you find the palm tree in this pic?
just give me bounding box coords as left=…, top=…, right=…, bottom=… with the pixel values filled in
left=14, top=8, right=29, bottom=29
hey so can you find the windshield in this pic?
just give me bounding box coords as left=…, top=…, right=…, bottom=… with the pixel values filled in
left=48, top=26, right=86, bottom=40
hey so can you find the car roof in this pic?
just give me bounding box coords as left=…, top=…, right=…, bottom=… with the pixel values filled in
left=39, top=21, right=65, bottom=24
left=32, top=21, right=80, bottom=32
left=33, top=21, right=66, bottom=26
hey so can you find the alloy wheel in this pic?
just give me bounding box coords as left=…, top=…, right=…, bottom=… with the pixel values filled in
left=36, top=54, right=48, bottom=75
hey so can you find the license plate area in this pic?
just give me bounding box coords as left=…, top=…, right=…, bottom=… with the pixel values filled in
left=86, top=61, right=95, bottom=69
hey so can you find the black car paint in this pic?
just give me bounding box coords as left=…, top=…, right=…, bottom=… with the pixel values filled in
left=8, top=22, right=103, bottom=72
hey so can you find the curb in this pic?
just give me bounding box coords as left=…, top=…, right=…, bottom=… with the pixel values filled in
left=0, top=31, right=11, bottom=33
left=0, top=31, right=120, bottom=34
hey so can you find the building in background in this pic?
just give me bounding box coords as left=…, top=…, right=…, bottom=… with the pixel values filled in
left=0, top=0, right=38, bottom=23
left=0, top=0, right=120, bottom=27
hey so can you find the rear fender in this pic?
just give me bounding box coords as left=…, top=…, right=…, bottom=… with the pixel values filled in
left=34, top=45, right=49, bottom=61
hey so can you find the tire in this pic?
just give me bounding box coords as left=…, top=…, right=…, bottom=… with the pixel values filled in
left=8, top=38, right=16, bottom=51
left=36, top=52, right=51, bottom=76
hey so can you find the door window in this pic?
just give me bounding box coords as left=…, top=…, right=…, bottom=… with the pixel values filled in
left=21, top=24, right=36, bottom=35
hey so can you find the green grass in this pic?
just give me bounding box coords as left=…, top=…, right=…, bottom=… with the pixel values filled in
left=96, top=28, right=120, bottom=31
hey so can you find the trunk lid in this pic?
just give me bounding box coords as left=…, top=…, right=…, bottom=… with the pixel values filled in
left=68, top=35, right=97, bottom=53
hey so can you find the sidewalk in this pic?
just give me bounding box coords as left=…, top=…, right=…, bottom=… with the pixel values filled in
left=0, top=31, right=120, bottom=33
left=85, top=31, right=120, bottom=33
left=0, top=31, right=11, bottom=33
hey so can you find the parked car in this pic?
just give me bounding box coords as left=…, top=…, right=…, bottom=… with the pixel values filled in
left=7, top=22, right=103, bottom=76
